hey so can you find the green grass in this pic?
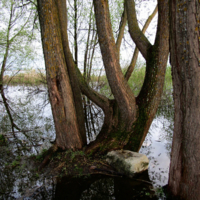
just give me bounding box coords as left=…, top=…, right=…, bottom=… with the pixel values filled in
left=163, top=66, right=173, bottom=92
left=126, top=66, right=146, bottom=96
left=93, top=65, right=172, bottom=98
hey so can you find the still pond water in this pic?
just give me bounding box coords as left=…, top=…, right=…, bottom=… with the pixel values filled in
left=0, top=86, right=173, bottom=199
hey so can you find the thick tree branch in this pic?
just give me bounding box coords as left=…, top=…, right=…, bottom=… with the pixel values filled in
left=75, top=65, right=110, bottom=111
left=56, top=0, right=112, bottom=124
left=126, top=0, right=152, bottom=60
left=55, top=0, right=114, bottom=134
left=93, top=0, right=137, bottom=124
left=56, top=0, right=86, bottom=145
left=125, top=5, right=158, bottom=81
left=127, top=0, right=169, bottom=150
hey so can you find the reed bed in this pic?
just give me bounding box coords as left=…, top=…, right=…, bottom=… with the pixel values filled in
left=3, top=70, right=46, bottom=86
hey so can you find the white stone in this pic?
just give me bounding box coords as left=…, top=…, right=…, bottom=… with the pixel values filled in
left=106, top=150, right=149, bottom=177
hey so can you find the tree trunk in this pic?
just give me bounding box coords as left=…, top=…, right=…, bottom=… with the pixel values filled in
left=37, top=0, right=83, bottom=150
left=55, top=0, right=87, bottom=145
left=168, top=1, right=200, bottom=199
left=126, top=0, right=169, bottom=151
left=37, top=0, right=169, bottom=155
left=93, top=0, right=137, bottom=128
left=86, top=0, right=169, bottom=154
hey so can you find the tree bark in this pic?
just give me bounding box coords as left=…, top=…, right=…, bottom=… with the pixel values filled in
left=37, top=0, right=83, bottom=150
left=37, top=0, right=169, bottom=156
left=55, top=0, right=86, bottom=145
left=125, top=5, right=158, bottom=81
left=123, top=0, right=169, bottom=151
left=93, top=0, right=137, bottom=127
left=86, top=0, right=169, bottom=154
left=168, top=1, right=200, bottom=199
left=126, top=0, right=152, bottom=60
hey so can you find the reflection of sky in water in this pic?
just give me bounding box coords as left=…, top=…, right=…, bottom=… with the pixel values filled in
left=140, top=116, right=173, bottom=187
left=0, top=86, right=55, bottom=155
left=0, top=86, right=173, bottom=198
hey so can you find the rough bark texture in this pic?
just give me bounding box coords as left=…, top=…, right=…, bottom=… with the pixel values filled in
left=55, top=0, right=86, bottom=145
left=125, top=5, right=158, bottom=81
left=168, top=1, right=200, bottom=199
left=86, top=0, right=169, bottom=154
left=37, top=0, right=168, bottom=155
left=37, top=0, right=83, bottom=150
left=126, top=0, right=152, bottom=60
left=93, top=0, right=137, bottom=127
left=125, top=0, right=169, bottom=151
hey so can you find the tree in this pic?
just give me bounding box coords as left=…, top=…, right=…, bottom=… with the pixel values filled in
left=0, top=0, right=38, bottom=136
left=168, top=0, right=200, bottom=199
left=37, top=0, right=169, bottom=153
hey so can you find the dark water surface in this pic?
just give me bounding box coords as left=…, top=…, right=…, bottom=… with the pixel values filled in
left=54, top=172, right=157, bottom=200
left=0, top=86, right=173, bottom=199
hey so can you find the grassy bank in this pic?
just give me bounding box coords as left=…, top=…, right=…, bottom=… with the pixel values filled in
left=3, top=69, right=46, bottom=86
left=95, top=65, right=172, bottom=98
left=3, top=67, right=172, bottom=97
left=127, top=65, right=172, bottom=96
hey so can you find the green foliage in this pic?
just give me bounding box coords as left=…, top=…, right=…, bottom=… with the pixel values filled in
left=109, top=0, right=125, bottom=37
left=70, top=150, right=85, bottom=160
left=153, top=187, right=165, bottom=198
left=0, top=0, right=41, bottom=83
left=163, top=66, right=172, bottom=91
left=126, top=64, right=172, bottom=98
left=11, top=160, right=19, bottom=167
left=74, top=164, right=83, bottom=176
left=95, top=64, right=172, bottom=100
left=126, top=65, right=146, bottom=96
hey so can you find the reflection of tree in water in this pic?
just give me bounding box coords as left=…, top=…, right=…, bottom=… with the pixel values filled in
left=0, top=147, right=15, bottom=199
left=157, top=98, right=174, bottom=158
left=55, top=173, right=157, bottom=200
left=139, top=97, right=174, bottom=187
left=0, top=86, right=174, bottom=198
left=0, top=86, right=55, bottom=155
left=81, top=178, right=114, bottom=200
left=0, top=143, right=55, bottom=200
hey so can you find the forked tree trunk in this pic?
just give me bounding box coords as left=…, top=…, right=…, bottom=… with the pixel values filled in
left=37, top=0, right=83, bottom=150
left=168, top=1, right=200, bottom=199
left=126, top=0, right=169, bottom=151
left=86, top=0, right=169, bottom=154
left=37, top=0, right=169, bottom=155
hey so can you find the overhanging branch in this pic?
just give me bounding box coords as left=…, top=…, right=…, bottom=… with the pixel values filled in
left=126, top=0, right=152, bottom=60
left=125, top=5, right=158, bottom=81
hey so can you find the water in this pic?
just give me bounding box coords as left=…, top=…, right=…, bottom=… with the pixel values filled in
left=0, top=86, right=173, bottom=199
left=0, top=86, right=55, bottom=155
left=140, top=116, right=172, bottom=187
